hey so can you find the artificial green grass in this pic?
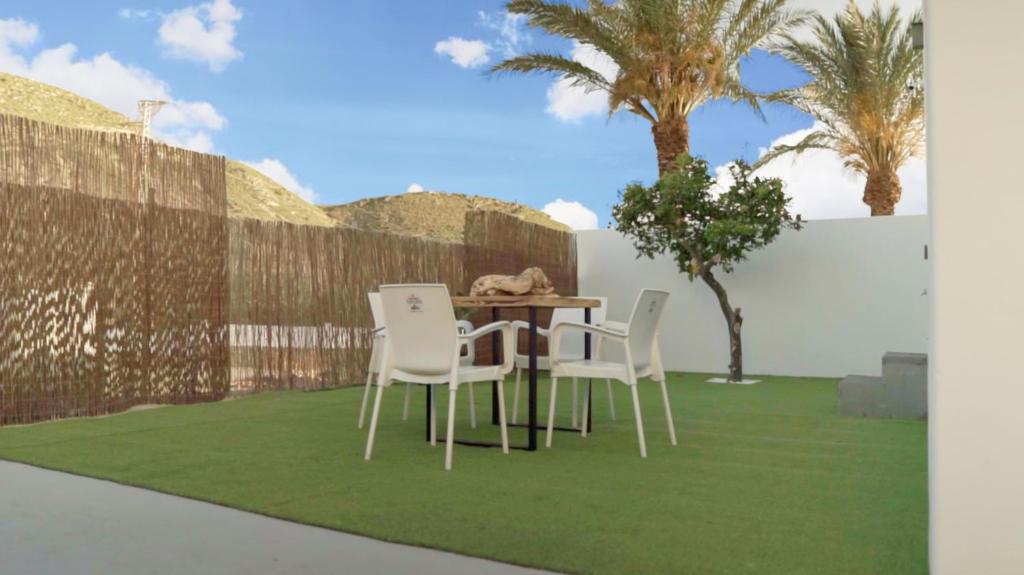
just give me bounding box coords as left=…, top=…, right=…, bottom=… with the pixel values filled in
left=0, top=373, right=927, bottom=575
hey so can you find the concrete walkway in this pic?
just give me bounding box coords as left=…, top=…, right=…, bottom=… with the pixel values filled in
left=0, top=461, right=556, bottom=575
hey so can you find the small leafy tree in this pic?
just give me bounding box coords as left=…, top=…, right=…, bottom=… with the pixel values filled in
left=612, top=155, right=801, bottom=382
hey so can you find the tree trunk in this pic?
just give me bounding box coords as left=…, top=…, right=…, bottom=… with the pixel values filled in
left=652, top=119, right=690, bottom=176
left=699, top=268, right=744, bottom=382
left=863, top=169, right=902, bottom=216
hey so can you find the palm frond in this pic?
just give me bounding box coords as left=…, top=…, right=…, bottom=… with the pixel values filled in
left=753, top=130, right=836, bottom=169
left=495, top=0, right=810, bottom=139
left=490, top=53, right=612, bottom=92
left=506, top=0, right=628, bottom=63
left=764, top=0, right=925, bottom=176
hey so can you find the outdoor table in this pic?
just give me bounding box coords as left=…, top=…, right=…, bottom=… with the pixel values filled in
left=433, top=295, right=604, bottom=452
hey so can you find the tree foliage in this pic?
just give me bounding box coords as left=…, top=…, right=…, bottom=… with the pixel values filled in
left=613, top=154, right=800, bottom=381
left=613, top=155, right=801, bottom=280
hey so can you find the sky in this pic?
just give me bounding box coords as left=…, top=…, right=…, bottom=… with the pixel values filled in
left=0, top=0, right=924, bottom=229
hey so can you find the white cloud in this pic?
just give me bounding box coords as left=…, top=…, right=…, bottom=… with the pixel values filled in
left=406, top=183, right=427, bottom=193
left=245, top=158, right=317, bottom=203
left=158, top=0, right=243, bottom=72
left=160, top=130, right=215, bottom=153
left=434, top=37, right=490, bottom=69
left=118, top=8, right=155, bottom=20
left=0, top=18, right=37, bottom=49
left=477, top=11, right=529, bottom=58
left=0, top=18, right=226, bottom=153
left=543, top=199, right=599, bottom=230
left=546, top=42, right=618, bottom=122
left=714, top=123, right=927, bottom=220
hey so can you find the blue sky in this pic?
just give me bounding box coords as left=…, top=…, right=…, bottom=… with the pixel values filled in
left=0, top=0, right=925, bottom=225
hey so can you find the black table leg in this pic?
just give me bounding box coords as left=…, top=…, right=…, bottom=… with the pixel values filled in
left=585, top=307, right=593, bottom=434
left=425, top=384, right=430, bottom=441
left=491, top=307, right=500, bottom=425
left=528, top=306, right=538, bottom=451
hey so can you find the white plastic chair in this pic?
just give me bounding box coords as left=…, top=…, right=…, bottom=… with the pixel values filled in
left=402, top=320, right=479, bottom=426
left=359, top=294, right=478, bottom=429
left=364, top=284, right=514, bottom=470
left=357, top=292, right=387, bottom=429
left=549, top=289, right=677, bottom=458
left=510, top=298, right=613, bottom=427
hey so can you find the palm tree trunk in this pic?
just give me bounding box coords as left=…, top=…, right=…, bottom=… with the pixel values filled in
left=652, top=119, right=690, bottom=176
left=863, top=169, right=902, bottom=216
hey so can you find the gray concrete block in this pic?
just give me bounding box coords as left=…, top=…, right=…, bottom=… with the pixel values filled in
left=882, top=352, right=928, bottom=420
left=838, top=375, right=889, bottom=418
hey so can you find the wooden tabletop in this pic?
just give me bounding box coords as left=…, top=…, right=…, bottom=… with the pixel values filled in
left=451, top=295, right=602, bottom=309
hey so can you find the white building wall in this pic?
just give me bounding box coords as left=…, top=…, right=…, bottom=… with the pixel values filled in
left=577, top=216, right=928, bottom=378
left=928, top=1, right=1024, bottom=573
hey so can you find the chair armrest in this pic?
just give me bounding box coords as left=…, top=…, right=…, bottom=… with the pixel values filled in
left=552, top=321, right=627, bottom=342
left=459, top=321, right=511, bottom=341
left=510, top=320, right=550, bottom=338
left=458, top=321, right=514, bottom=374
left=371, top=326, right=386, bottom=338
left=551, top=321, right=627, bottom=366
left=599, top=320, right=628, bottom=334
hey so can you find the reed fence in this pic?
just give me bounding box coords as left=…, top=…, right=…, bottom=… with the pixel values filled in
left=0, top=115, right=228, bottom=425
left=0, top=114, right=578, bottom=425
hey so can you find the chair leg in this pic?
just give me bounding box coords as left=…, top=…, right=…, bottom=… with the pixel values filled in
left=630, top=384, right=647, bottom=458
left=546, top=377, right=559, bottom=448
left=580, top=379, right=591, bottom=438
left=496, top=378, right=510, bottom=454
left=445, top=387, right=458, bottom=470
left=364, top=384, right=385, bottom=460
left=606, top=379, right=616, bottom=421
left=467, top=382, right=477, bottom=429
left=358, top=369, right=374, bottom=429
left=571, top=377, right=578, bottom=428
left=659, top=378, right=678, bottom=446
left=402, top=382, right=412, bottom=421
left=512, top=367, right=522, bottom=423
left=429, top=386, right=437, bottom=446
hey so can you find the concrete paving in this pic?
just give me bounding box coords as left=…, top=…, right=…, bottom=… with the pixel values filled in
left=0, top=461, right=557, bottom=575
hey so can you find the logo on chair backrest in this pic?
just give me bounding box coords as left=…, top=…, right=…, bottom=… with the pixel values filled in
left=647, top=299, right=658, bottom=314
left=406, top=294, right=423, bottom=313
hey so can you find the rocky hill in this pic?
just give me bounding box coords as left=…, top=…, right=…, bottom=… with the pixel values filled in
left=0, top=73, right=335, bottom=226
left=0, top=73, right=568, bottom=239
left=323, top=192, right=569, bottom=243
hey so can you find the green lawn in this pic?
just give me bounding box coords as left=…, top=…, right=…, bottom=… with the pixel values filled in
left=0, top=373, right=927, bottom=575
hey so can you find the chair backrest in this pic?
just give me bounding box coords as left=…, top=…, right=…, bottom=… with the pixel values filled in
left=378, top=284, right=457, bottom=376
left=367, top=292, right=385, bottom=330
left=625, top=290, right=670, bottom=370
left=550, top=297, right=608, bottom=359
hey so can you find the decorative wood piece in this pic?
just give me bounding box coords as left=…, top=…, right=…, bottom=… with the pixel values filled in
left=469, top=267, right=555, bottom=297
left=452, top=295, right=602, bottom=309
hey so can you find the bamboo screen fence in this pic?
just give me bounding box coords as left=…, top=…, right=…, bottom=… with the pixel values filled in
left=0, top=115, right=229, bottom=425
left=0, top=114, right=578, bottom=425
left=228, top=220, right=466, bottom=392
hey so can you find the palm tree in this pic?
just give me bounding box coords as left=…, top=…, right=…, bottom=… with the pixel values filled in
left=758, top=1, right=924, bottom=216
left=492, top=0, right=809, bottom=175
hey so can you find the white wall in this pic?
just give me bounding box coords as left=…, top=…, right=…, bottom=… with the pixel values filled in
left=928, top=1, right=1024, bottom=573
left=577, top=216, right=928, bottom=378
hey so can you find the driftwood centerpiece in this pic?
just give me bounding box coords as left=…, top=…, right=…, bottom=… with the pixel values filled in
left=470, top=267, right=556, bottom=297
